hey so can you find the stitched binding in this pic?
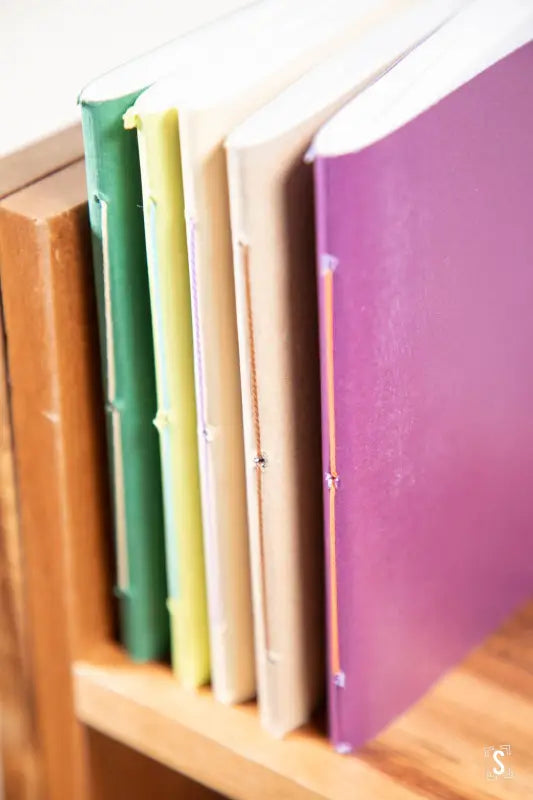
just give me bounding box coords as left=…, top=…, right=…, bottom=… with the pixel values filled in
left=97, top=194, right=129, bottom=591
left=186, top=214, right=224, bottom=627
left=239, top=240, right=273, bottom=658
left=99, top=195, right=116, bottom=402
left=322, top=253, right=342, bottom=684
left=110, top=407, right=129, bottom=591
left=148, top=197, right=178, bottom=598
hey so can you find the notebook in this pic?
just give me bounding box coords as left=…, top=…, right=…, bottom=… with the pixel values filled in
left=128, top=0, right=417, bottom=706
left=122, top=106, right=210, bottom=687
left=311, top=0, right=533, bottom=751
left=80, top=94, right=167, bottom=660
left=225, top=0, right=464, bottom=738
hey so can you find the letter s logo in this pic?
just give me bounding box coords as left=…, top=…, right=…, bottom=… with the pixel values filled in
left=493, top=750, right=506, bottom=775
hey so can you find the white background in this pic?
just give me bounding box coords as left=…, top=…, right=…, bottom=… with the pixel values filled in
left=0, top=0, right=249, bottom=157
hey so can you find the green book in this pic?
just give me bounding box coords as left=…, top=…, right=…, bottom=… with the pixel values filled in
left=79, top=90, right=168, bottom=661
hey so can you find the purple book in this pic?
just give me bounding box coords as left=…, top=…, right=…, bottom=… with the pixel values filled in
left=312, top=7, right=533, bottom=752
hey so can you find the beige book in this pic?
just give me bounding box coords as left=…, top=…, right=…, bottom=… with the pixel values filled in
left=132, top=0, right=417, bottom=710
left=225, top=0, right=466, bottom=735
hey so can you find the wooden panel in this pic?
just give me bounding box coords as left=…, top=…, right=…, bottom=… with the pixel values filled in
left=0, top=162, right=113, bottom=800
left=0, top=308, right=42, bottom=799
left=74, top=604, right=533, bottom=800
left=86, top=729, right=224, bottom=800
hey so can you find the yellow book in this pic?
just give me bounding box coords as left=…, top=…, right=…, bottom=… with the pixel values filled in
left=124, top=106, right=209, bottom=687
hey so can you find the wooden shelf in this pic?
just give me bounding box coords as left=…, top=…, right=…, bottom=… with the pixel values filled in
left=73, top=604, right=533, bottom=800
left=6, top=158, right=530, bottom=800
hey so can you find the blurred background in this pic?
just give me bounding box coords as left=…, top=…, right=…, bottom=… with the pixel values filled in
left=0, top=0, right=248, bottom=157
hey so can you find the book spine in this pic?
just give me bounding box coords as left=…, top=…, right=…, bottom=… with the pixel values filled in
left=81, top=107, right=129, bottom=603
left=185, top=210, right=226, bottom=685
left=97, top=194, right=129, bottom=593
left=179, top=112, right=255, bottom=703
left=145, top=187, right=187, bottom=681
left=126, top=107, right=210, bottom=688
left=314, top=156, right=349, bottom=753
left=80, top=100, right=169, bottom=662
left=226, top=145, right=271, bottom=658
left=185, top=203, right=255, bottom=702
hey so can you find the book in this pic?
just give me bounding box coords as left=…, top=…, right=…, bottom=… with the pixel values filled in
left=79, top=92, right=168, bottom=661
left=129, top=0, right=417, bottom=710
left=123, top=107, right=209, bottom=687
left=0, top=160, right=113, bottom=798
left=225, top=0, right=463, bottom=739
left=311, top=0, right=533, bottom=751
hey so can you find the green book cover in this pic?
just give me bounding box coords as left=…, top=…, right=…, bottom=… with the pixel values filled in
left=80, top=91, right=169, bottom=661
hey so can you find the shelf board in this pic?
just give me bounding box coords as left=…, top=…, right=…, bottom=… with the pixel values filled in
left=73, top=604, right=533, bottom=800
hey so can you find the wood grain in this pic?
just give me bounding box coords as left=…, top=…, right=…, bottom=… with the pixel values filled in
left=0, top=161, right=113, bottom=800
left=86, top=728, right=224, bottom=800
left=74, top=603, right=533, bottom=800
left=0, top=306, right=42, bottom=800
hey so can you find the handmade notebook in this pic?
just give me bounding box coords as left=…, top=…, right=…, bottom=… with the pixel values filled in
left=129, top=0, right=420, bottom=711
left=0, top=161, right=113, bottom=797
left=80, top=93, right=168, bottom=661
left=123, top=109, right=209, bottom=687
left=311, top=0, right=533, bottom=751
left=225, top=0, right=463, bottom=738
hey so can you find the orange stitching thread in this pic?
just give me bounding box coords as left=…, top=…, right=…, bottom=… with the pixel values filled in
left=240, top=241, right=271, bottom=656
left=324, top=266, right=340, bottom=678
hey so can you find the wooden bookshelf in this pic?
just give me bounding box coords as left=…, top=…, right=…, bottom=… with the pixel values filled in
left=2, top=152, right=531, bottom=800
left=73, top=604, right=533, bottom=800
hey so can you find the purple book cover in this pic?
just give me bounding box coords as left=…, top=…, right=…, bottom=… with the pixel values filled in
left=314, top=42, right=533, bottom=751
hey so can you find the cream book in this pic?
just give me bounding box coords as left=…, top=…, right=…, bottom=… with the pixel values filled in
left=225, top=0, right=466, bottom=737
left=128, top=0, right=416, bottom=708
